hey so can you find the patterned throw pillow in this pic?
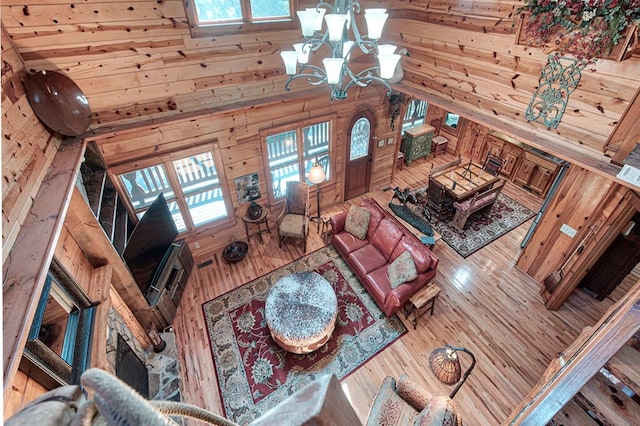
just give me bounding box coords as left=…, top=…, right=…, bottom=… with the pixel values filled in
left=396, top=374, right=433, bottom=411
left=387, top=252, right=418, bottom=288
left=344, top=205, right=371, bottom=240
left=413, top=395, right=459, bottom=426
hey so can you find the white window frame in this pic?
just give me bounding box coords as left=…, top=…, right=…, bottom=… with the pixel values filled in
left=184, top=0, right=297, bottom=37
left=110, top=143, right=233, bottom=234
left=261, top=117, right=333, bottom=204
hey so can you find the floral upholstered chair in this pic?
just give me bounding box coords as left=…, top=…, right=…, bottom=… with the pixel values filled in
left=366, top=374, right=462, bottom=426
left=276, top=181, right=310, bottom=252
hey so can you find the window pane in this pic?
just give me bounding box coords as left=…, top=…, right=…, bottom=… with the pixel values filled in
left=445, top=113, right=460, bottom=128
left=184, top=189, right=227, bottom=227
left=303, top=121, right=330, bottom=182
left=194, top=0, right=242, bottom=23
left=120, top=165, right=174, bottom=210
left=350, top=117, right=370, bottom=161
left=402, top=99, right=428, bottom=132
left=267, top=130, right=299, bottom=198
left=270, top=163, right=299, bottom=199
left=250, top=0, right=290, bottom=19
left=172, top=152, right=227, bottom=227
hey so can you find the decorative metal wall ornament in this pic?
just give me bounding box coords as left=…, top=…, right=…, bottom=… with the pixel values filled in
left=525, top=56, right=586, bottom=129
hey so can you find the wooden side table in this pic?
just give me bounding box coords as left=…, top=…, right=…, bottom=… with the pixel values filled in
left=242, top=208, right=270, bottom=243
left=320, top=215, right=333, bottom=241
left=404, top=282, right=441, bottom=329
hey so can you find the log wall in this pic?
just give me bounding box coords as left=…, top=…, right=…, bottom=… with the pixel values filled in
left=89, top=88, right=397, bottom=259
left=388, top=0, right=640, bottom=168
left=1, top=24, right=61, bottom=263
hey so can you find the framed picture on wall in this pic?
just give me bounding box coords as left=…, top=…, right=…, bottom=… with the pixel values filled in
left=235, top=173, right=261, bottom=204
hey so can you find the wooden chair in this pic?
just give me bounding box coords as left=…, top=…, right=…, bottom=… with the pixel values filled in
left=482, top=152, right=505, bottom=176
left=428, top=154, right=462, bottom=178
left=276, top=181, right=310, bottom=251
left=451, top=179, right=506, bottom=231
left=425, top=177, right=453, bottom=221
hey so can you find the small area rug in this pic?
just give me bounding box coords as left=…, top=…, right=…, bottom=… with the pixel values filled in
left=203, top=245, right=406, bottom=424
left=402, top=193, right=536, bottom=258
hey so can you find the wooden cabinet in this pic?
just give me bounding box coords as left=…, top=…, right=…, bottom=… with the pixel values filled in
left=402, top=124, right=435, bottom=165
left=500, top=144, right=523, bottom=177
left=513, top=151, right=558, bottom=196
left=482, top=134, right=523, bottom=178
left=483, top=133, right=560, bottom=197
left=146, top=239, right=194, bottom=328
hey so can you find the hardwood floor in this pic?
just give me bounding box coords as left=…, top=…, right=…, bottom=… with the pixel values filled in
left=172, top=154, right=625, bottom=425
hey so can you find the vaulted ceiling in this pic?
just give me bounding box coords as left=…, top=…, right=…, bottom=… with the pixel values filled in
left=2, top=0, right=639, bottom=182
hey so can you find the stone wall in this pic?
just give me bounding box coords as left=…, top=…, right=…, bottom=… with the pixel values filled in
left=107, top=308, right=182, bottom=401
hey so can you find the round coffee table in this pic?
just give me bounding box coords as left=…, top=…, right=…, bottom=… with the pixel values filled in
left=265, top=271, right=338, bottom=354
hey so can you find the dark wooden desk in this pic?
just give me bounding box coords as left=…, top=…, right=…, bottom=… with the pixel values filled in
left=433, top=162, right=500, bottom=201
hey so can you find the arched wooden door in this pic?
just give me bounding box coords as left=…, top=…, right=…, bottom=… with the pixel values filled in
left=344, top=110, right=375, bottom=200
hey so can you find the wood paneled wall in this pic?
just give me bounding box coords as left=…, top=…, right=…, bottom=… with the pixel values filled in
left=90, top=88, right=398, bottom=259
left=1, top=24, right=61, bottom=263
left=388, top=0, right=640, bottom=169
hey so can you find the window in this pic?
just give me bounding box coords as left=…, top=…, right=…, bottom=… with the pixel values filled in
left=350, top=118, right=370, bottom=161
left=443, top=112, right=461, bottom=135
left=264, top=119, right=331, bottom=200
left=402, top=99, right=428, bottom=132
left=116, top=147, right=231, bottom=233
left=23, top=259, right=95, bottom=387
left=185, top=0, right=295, bottom=36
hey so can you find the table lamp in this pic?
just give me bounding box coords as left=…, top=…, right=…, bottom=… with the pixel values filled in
left=429, top=344, right=476, bottom=398
left=307, top=159, right=326, bottom=233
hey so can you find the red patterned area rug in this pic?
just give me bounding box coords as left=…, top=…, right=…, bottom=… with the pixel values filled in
left=202, top=245, right=407, bottom=424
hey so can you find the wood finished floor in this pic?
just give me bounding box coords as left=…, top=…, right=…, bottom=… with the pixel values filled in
left=172, top=154, right=628, bottom=425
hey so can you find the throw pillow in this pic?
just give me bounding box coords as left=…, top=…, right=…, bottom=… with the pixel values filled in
left=387, top=252, right=418, bottom=288
left=413, top=395, right=459, bottom=426
left=397, top=374, right=432, bottom=412
left=344, top=205, right=370, bottom=240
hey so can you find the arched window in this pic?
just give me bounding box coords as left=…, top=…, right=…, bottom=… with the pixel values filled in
left=350, top=117, right=370, bottom=161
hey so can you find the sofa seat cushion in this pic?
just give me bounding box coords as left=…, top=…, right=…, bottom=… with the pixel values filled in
left=333, top=231, right=369, bottom=255
left=364, top=267, right=393, bottom=308
left=345, top=205, right=371, bottom=240
left=370, top=218, right=405, bottom=261
left=391, top=236, right=437, bottom=275
left=350, top=244, right=388, bottom=276
left=387, top=251, right=418, bottom=288
left=360, top=198, right=387, bottom=240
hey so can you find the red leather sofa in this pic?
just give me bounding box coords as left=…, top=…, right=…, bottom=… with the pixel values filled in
left=330, top=198, right=439, bottom=317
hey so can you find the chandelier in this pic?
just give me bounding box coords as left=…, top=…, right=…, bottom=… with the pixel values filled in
left=280, top=1, right=401, bottom=101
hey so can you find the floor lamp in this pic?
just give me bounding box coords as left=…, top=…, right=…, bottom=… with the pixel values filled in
left=428, top=344, right=476, bottom=398
left=307, top=160, right=326, bottom=233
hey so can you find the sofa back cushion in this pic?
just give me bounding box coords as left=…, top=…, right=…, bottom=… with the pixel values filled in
left=391, top=236, right=436, bottom=274
left=359, top=198, right=386, bottom=240
left=370, top=218, right=404, bottom=260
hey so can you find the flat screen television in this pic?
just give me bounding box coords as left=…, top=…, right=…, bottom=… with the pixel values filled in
left=122, top=193, right=179, bottom=297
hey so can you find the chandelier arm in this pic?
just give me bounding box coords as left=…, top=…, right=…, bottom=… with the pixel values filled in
left=284, top=65, right=327, bottom=92
left=316, top=1, right=335, bottom=12
left=305, top=32, right=329, bottom=53
left=342, top=69, right=392, bottom=95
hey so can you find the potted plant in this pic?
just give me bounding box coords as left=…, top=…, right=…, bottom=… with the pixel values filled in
left=516, top=0, right=640, bottom=63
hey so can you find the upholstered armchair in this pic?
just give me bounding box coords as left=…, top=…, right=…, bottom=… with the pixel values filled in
left=276, top=181, right=309, bottom=251
left=367, top=375, right=462, bottom=426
